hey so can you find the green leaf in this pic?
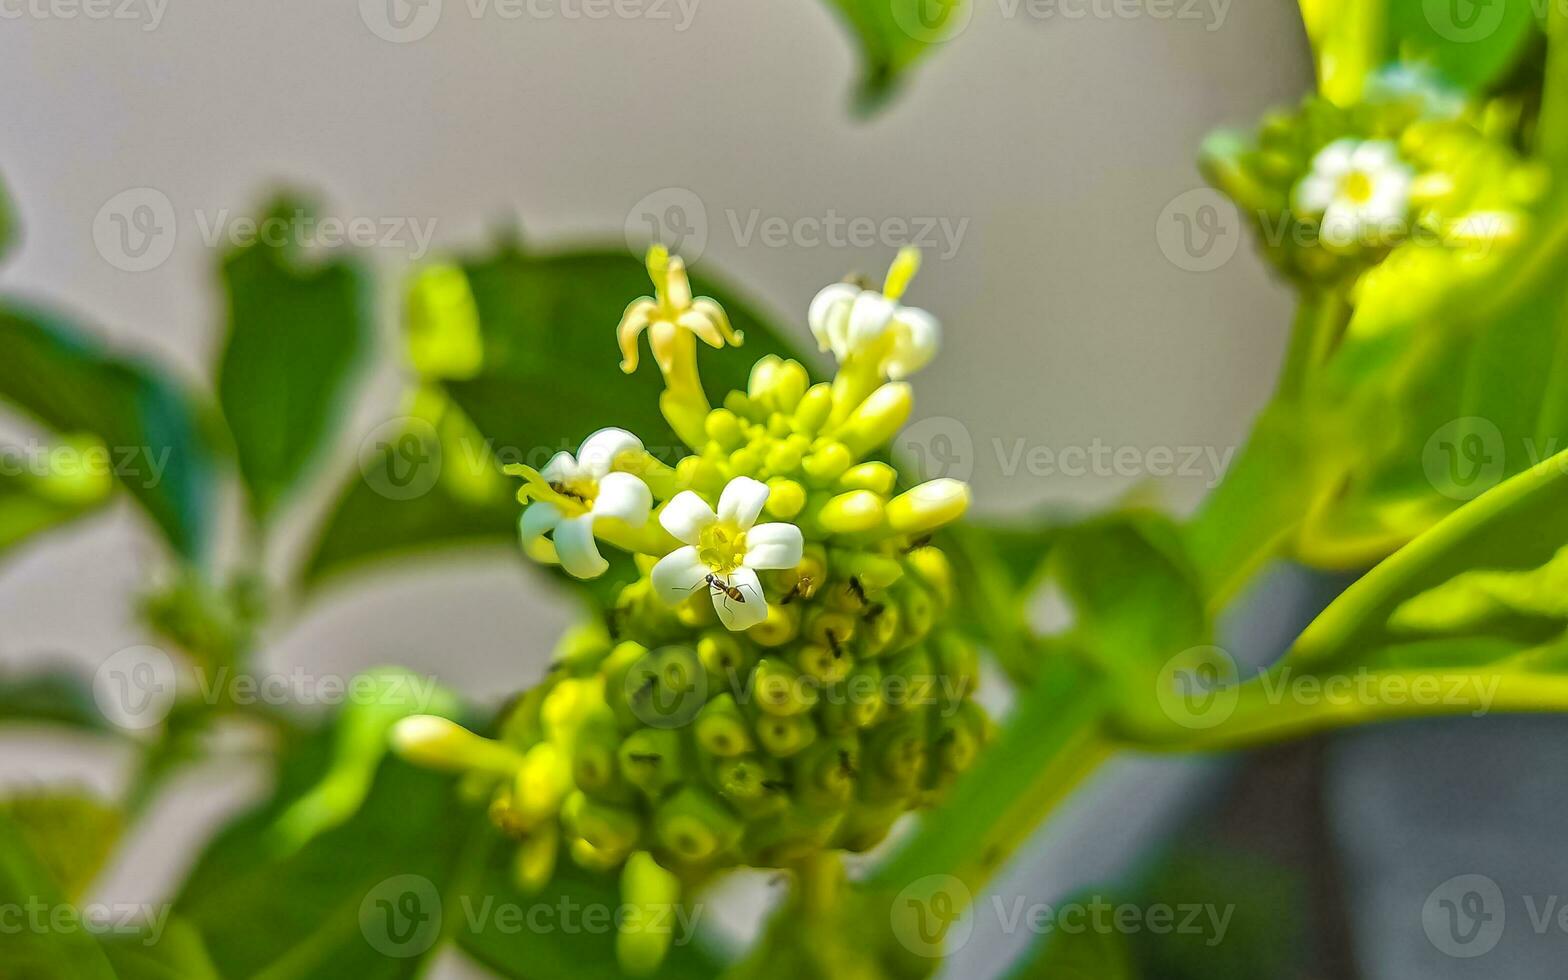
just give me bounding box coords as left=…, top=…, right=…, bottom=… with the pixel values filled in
left=0, top=794, right=122, bottom=900
left=0, top=665, right=113, bottom=731
left=303, top=393, right=517, bottom=587
left=171, top=714, right=725, bottom=979
left=216, top=198, right=373, bottom=523
left=0, top=302, right=218, bottom=559
left=822, top=0, right=970, bottom=113
left=98, top=920, right=222, bottom=980
left=1383, top=0, right=1540, bottom=93
left=0, top=812, right=118, bottom=980
left=1006, top=902, right=1138, bottom=980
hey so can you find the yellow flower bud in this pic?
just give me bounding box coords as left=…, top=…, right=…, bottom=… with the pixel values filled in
left=390, top=716, right=522, bottom=774
left=818, top=490, right=886, bottom=534
left=886, top=479, right=971, bottom=535
left=705, top=408, right=745, bottom=449
left=801, top=442, right=853, bottom=485
left=514, top=822, right=559, bottom=894
left=763, top=477, right=806, bottom=519
left=792, top=383, right=834, bottom=433
left=836, top=382, right=912, bottom=456
left=837, top=462, right=897, bottom=496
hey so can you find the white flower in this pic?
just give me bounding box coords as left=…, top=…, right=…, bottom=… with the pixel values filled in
left=807, top=251, right=939, bottom=380
left=518, top=428, right=652, bottom=579
left=650, top=477, right=804, bottom=631
left=1293, top=139, right=1414, bottom=250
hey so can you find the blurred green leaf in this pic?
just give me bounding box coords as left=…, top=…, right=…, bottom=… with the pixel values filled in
left=1007, top=900, right=1138, bottom=980
left=1383, top=0, right=1540, bottom=93
left=303, top=395, right=517, bottom=587
left=0, top=666, right=112, bottom=731
left=0, top=301, right=218, bottom=559
left=216, top=198, right=372, bottom=523
left=0, top=812, right=117, bottom=980
left=0, top=794, right=122, bottom=900
left=823, top=0, right=969, bottom=113
left=98, top=920, right=222, bottom=980
left=172, top=715, right=725, bottom=979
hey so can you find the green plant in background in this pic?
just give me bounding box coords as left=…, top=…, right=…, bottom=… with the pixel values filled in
left=5, top=2, right=1568, bottom=979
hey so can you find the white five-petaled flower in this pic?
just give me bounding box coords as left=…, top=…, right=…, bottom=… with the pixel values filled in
left=518, top=428, right=653, bottom=580
left=651, top=477, right=804, bottom=631
left=807, top=276, right=939, bottom=381
left=1293, top=138, right=1414, bottom=250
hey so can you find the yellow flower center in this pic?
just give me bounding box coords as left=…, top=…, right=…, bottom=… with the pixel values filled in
left=1340, top=170, right=1375, bottom=205
left=697, top=523, right=746, bottom=574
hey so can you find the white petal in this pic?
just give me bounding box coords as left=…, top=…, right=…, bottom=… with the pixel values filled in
left=1319, top=204, right=1358, bottom=249
left=1292, top=174, right=1336, bottom=216
left=847, top=291, right=897, bottom=354
left=1311, top=138, right=1357, bottom=178
left=659, top=491, right=717, bottom=544
left=553, top=514, right=608, bottom=579
left=576, top=427, right=643, bottom=479
left=712, top=566, right=768, bottom=631
left=519, top=502, right=561, bottom=562
left=540, top=451, right=580, bottom=483
left=885, top=306, right=940, bottom=380
left=1350, top=140, right=1398, bottom=173
left=651, top=546, right=709, bottom=605
left=718, top=476, right=769, bottom=530
left=744, top=522, right=803, bottom=570
left=807, top=283, right=857, bottom=354
left=592, top=472, right=652, bottom=526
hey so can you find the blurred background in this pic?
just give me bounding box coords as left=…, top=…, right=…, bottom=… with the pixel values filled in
left=10, top=4, right=1547, bottom=979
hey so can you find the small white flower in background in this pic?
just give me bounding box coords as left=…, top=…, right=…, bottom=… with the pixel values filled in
left=1293, top=138, right=1414, bottom=250
left=651, top=477, right=804, bottom=631
left=517, top=428, right=652, bottom=579
left=808, top=248, right=939, bottom=380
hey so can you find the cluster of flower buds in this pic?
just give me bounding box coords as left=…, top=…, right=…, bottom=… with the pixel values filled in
left=392, top=247, right=988, bottom=974
left=1202, top=63, right=1545, bottom=289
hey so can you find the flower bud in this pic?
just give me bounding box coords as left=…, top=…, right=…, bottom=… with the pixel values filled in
left=618, top=852, right=682, bottom=977
left=655, top=787, right=741, bottom=863
left=886, top=479, right=970, bottom=536
left=391, top=716, right=523, bottom=774
left=752, top=658, right=816, bottom=716
left=801, top=442, right=853, bottom=485
left=792, top=383, right=834, bottom=433
left=763, top=477, right=806, bottom=519
left=817, top=491, right=885, bottom=535
left=514, top=822, right=559, bottom=894
left=695, top=694, right=754, bottom=756
left=836, top=383, right=912, bottom=456
left=753, top=712, right=817, bottom=758
left=837, top=462, right=897, bottom=495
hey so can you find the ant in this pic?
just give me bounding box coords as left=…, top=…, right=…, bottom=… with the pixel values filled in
left=680, top=573, right=759, bottom=618
left=761, top=778, right=792, bottom=794
left=862, top=602, right=886, bottom=625
left=631, top=673, right=658, bottom=702
left=846, top=576, right=867, bottom=605
left=627, top=752, right=662, bottom=765
left=824, top=629, right=845, bottom=660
